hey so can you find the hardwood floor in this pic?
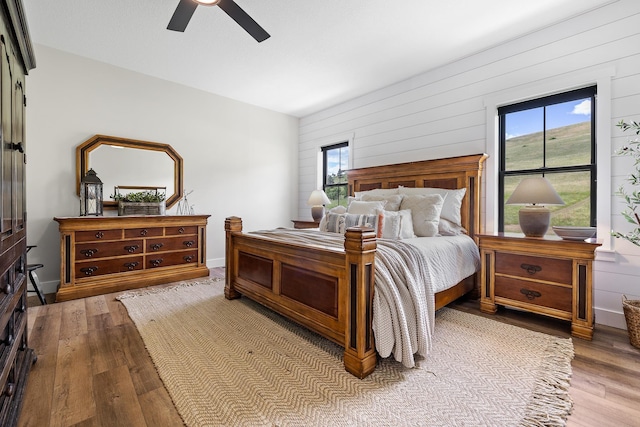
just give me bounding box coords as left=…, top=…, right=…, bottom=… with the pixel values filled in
left=20, top=270, right=640, bottom=427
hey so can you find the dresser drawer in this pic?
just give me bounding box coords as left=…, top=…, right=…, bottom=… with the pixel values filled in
left=146, top=250, right=199, bottom=269
left=165, top=226, right=198, bottom=236
left=75, top=240, right=144, bottom=259
left=146, top=236, right=198, bottom=252
left=75, top=229, right=123, bottom=242
left=0, top=270, right=24, bottom=328
left=495, top=252, right=572, bottom=284
left=75, top=256, right=144, bottom=278
left=124, top=227, right=163, bottom=238
left=495, top=276, right=572, bottom=312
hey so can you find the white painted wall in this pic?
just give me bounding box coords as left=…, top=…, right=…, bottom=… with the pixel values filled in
left=299, top=0, right=640, bottom=329
left=26, top=45, right=299, bottom=294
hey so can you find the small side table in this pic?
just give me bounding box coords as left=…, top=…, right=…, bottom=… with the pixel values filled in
left=291, top=220, right=319, bottom=229
left=478, top=233, right=600, bottom=340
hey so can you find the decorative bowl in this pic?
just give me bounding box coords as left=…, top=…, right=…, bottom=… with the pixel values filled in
left=552, top=226, right=596, bottom=241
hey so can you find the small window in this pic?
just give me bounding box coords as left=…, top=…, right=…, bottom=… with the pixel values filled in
left=499, top=86, right=597, bottom=233
left=322, top=142, right=349, bottom=208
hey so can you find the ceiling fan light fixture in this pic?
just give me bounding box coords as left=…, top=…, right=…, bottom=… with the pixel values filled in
left=194, top=0, right=220, bottom=5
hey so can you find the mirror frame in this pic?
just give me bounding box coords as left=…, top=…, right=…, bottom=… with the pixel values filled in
left=76, top=135, right=183, bottom=210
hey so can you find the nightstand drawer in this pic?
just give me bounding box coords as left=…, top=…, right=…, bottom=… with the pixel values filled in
left=495, top=276, right=572, bottom=312
left=495, top=252, right=572, bottom=284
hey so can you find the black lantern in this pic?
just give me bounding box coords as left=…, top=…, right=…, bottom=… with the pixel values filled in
left=80, top=168, right=103, bottom=216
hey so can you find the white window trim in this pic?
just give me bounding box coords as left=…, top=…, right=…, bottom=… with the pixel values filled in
left=484, top=67, right=615, bottom=258
left=314, top=133, right=355, bottom=189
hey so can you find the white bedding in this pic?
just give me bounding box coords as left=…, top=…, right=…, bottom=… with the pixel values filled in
left=402, top=234, right=481, bottom=293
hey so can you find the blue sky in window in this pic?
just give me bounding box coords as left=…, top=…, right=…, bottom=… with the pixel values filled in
left=327, top=147, right=349, bottom=176
left=506, top=98, right=591, bottom=139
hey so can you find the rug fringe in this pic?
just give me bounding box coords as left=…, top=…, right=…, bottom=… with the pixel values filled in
left=521, top=337, right=574, bottom=427
left=116, top=277, right=223, bottom=301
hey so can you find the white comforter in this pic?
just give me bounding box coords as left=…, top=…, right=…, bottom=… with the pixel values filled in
left=248, top=229, right=480, bottom=368
left=373, top=235, right=480, bottom=367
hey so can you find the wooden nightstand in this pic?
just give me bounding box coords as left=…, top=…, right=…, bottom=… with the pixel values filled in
left=478, top=233, right=600, bottom=340
left=291, top=219, right=320, bottom=229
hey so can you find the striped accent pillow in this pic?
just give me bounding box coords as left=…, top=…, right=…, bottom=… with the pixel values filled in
left=325, top=213, right=382, bottom=237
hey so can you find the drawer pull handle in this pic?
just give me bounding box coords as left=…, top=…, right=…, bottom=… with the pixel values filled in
left=4, top=383, right=15, bottom=397
left=80, top=248, right=98, bottom=258
left=0, top=283, right=11, bottom=294
left=95, top=231, right=104, bottom=239
left=80, top=266, right=98, bottom=276
left=124, top=262, right=139, bottom=271
left=183, top=255, right=194, bottom=263
left=150, top=258, right=163, bottom=267
left=183, top=240, right=195, bottom=248
left=520, top=263, right=541, bottom=275
left=140, top=229, right=148, bottom=236
left=124, top=245, right=139, bottom=253
left=3, top=334, right=14, bottom=346
left=151, top=243, right=164, bottom=251
left=178, top=227, right=185, bottom=234
left=520, top=288, right=542, bottom=300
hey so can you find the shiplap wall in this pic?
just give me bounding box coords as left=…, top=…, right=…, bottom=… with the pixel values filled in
left=299, top=0, right=640, bottom=329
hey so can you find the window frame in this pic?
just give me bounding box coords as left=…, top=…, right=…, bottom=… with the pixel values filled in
left=321, top=141, right=349, bottom=208
left=498, top=86, right=597, bottom=231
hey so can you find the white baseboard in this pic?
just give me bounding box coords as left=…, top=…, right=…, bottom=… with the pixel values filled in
left=27, top=279, right=58, bottom=296
left=207, top=257, right=225, bottom=268
left=594, top=307, right=628, bottom=330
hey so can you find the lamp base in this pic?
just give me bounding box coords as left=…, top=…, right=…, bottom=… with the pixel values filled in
left=311, top=206, right=325, bottom=222
left=518, top=206, right=551, bottom=237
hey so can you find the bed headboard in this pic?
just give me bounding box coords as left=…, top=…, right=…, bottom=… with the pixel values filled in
left=347, top=154, right=488, bottom=237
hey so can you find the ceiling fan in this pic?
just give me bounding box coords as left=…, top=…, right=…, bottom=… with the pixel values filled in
left=167, top=0, right=270, bottom=42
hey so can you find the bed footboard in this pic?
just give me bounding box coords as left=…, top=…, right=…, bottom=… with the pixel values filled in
left=225, top=217, right=378, bottom=378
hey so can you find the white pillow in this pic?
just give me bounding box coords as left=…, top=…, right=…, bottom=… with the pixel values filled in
left=438, top=218, right=468, bottom=236
left=399, top=187, right=466, bottom=226
left=381, top=209, right=415, bottom=239
left=399, top=194, right=444, bottom=237
left=354, top=188, right=399, bottom=198
left=360, top=193, right=403, bottom=211
left=347, top=200, right=387, bottom=215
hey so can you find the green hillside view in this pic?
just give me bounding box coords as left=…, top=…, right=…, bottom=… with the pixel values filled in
left=504, top=121, right=592, bottom=232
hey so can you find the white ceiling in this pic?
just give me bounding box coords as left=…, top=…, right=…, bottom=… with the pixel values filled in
left=23, top=0, right=613, bottom=117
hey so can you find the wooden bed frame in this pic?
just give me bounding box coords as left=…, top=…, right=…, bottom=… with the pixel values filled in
left=225, top=154, right=487, bottom=378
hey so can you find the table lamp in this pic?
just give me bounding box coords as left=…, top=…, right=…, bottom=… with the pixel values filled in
left=307, top=190, right=331, bottom=222
left=506, top=177, right=564, bottom=237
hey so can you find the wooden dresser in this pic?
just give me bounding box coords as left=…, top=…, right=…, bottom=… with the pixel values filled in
left=0, top=1, right=36, bottom=425
left=53, top=215, right=210, bottom=301
left=478, top=233, right=600, bottom=340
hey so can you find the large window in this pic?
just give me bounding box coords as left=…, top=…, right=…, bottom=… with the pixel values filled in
left=499, top=86, right=597, bottom=233
left=322, top=142, right=349, bottom=208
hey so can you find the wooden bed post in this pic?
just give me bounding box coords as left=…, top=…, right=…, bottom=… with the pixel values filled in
left=225, top=217, right=243, bottom=300
left=343, top=226, right=377, bottom=378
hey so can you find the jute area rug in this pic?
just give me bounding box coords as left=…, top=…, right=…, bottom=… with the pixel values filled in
left=118, top=279, right=574, bottom=427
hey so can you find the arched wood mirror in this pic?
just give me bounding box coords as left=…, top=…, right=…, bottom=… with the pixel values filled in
left=76, top=135, right=183, bottom=210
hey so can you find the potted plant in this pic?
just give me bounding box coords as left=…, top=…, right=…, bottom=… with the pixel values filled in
left=612, top=119, right=640, bottom=246
left=111, top=188, right=166, bottom=216
left=613, top=119, right=640, bottom=349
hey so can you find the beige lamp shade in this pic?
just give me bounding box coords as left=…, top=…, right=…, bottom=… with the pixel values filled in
left=307, top=190, right=331, bottom=222
left=506, top=177, right=565, bottom=206
left=506, top=177, right=564, bottom=237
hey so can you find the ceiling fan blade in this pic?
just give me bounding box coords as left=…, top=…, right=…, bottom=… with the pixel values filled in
left=217, top=0, right=270, bottom=42
left=167, top=0, right=199, bottom=32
